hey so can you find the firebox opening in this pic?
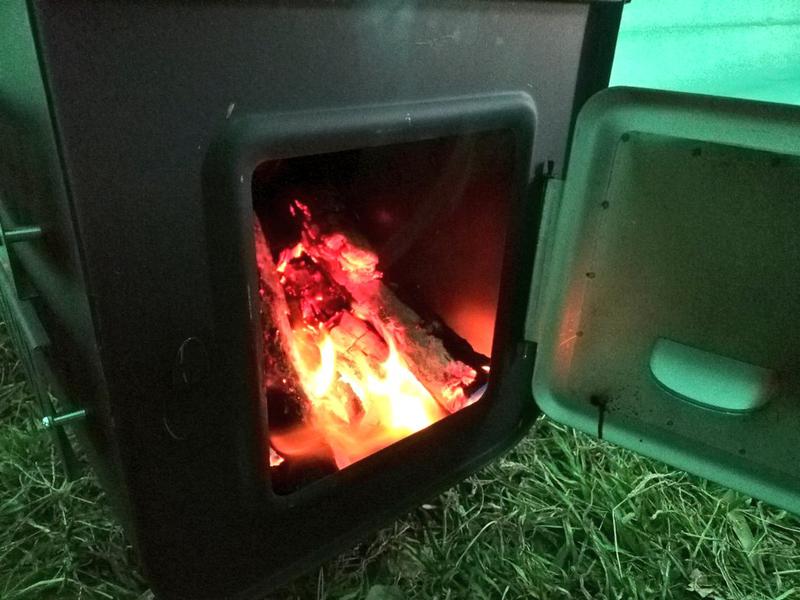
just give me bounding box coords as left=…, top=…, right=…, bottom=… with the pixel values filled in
left=252, top=131, right=516, bottom=494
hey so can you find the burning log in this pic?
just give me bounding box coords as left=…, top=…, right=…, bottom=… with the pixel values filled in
left=253, top=217, right=299, bottom=397
left=255, top=196, right=485, bottom=472
left=255, top=218, right=361, bottom=429
left=256, top=218, right=343, bottom=483
left=289, top=199, right=480, bottom=413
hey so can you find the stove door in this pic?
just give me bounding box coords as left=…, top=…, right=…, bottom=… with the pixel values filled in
left=528, top=87, right=800, bottom=513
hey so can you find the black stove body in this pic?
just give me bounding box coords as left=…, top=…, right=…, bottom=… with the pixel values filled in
left=0, top=2, right=622, bottom=598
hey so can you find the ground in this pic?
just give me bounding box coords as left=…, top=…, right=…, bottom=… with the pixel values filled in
left=1, top=322, right=799, bottom=600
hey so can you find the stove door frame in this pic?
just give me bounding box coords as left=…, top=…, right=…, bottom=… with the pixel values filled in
left=200, top=94, right=541, bottom=599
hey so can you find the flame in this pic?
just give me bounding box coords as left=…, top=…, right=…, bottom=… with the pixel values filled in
left=264, top=199, right=478, bottom=470
left=278, top=322, right=446, bottom=468
left=309, top=334, right=336, bottom=398
left=276, top=242, right=306, bottom=274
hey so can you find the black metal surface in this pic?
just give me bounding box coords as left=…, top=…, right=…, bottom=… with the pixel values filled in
left=0, top=1, right=622, bottom=598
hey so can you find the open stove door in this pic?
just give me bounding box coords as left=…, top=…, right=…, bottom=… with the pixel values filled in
left=527, top=87, right=800, bottom=514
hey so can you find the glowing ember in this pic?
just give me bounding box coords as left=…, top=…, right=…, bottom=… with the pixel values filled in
left=259, top=200, right=481, bottom=471
left=269, top=447, right=285, bottom=467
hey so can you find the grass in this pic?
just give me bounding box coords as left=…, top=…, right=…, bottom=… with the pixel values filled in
left=1, top=320, right=799, bottom=600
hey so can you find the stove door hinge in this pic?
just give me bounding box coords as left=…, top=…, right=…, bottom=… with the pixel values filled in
left=524, top=176, right=563, bottom=344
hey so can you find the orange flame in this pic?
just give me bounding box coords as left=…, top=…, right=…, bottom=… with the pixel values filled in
left=284, top=330, right=446, bottom=468
left=265, top=199, right=477, bottom=470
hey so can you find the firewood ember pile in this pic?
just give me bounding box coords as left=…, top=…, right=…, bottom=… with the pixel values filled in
left=255, top=197, right=489, bottom=492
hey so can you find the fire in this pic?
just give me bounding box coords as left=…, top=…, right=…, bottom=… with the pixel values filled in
left=284, top=329, right=446, bottom=468
left=261, top=200, right=479, bottom=471
left=307, top=333, right=336, bottom=398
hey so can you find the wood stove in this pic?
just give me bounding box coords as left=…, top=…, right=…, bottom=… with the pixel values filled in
left=4, top=1, right=799, bottom=599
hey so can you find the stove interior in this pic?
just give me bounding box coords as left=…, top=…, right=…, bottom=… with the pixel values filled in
left=252, top=131, right=516, bottom=494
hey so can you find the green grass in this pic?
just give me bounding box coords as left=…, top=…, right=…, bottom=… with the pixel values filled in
left=1, top=322, right=800, bottom=600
